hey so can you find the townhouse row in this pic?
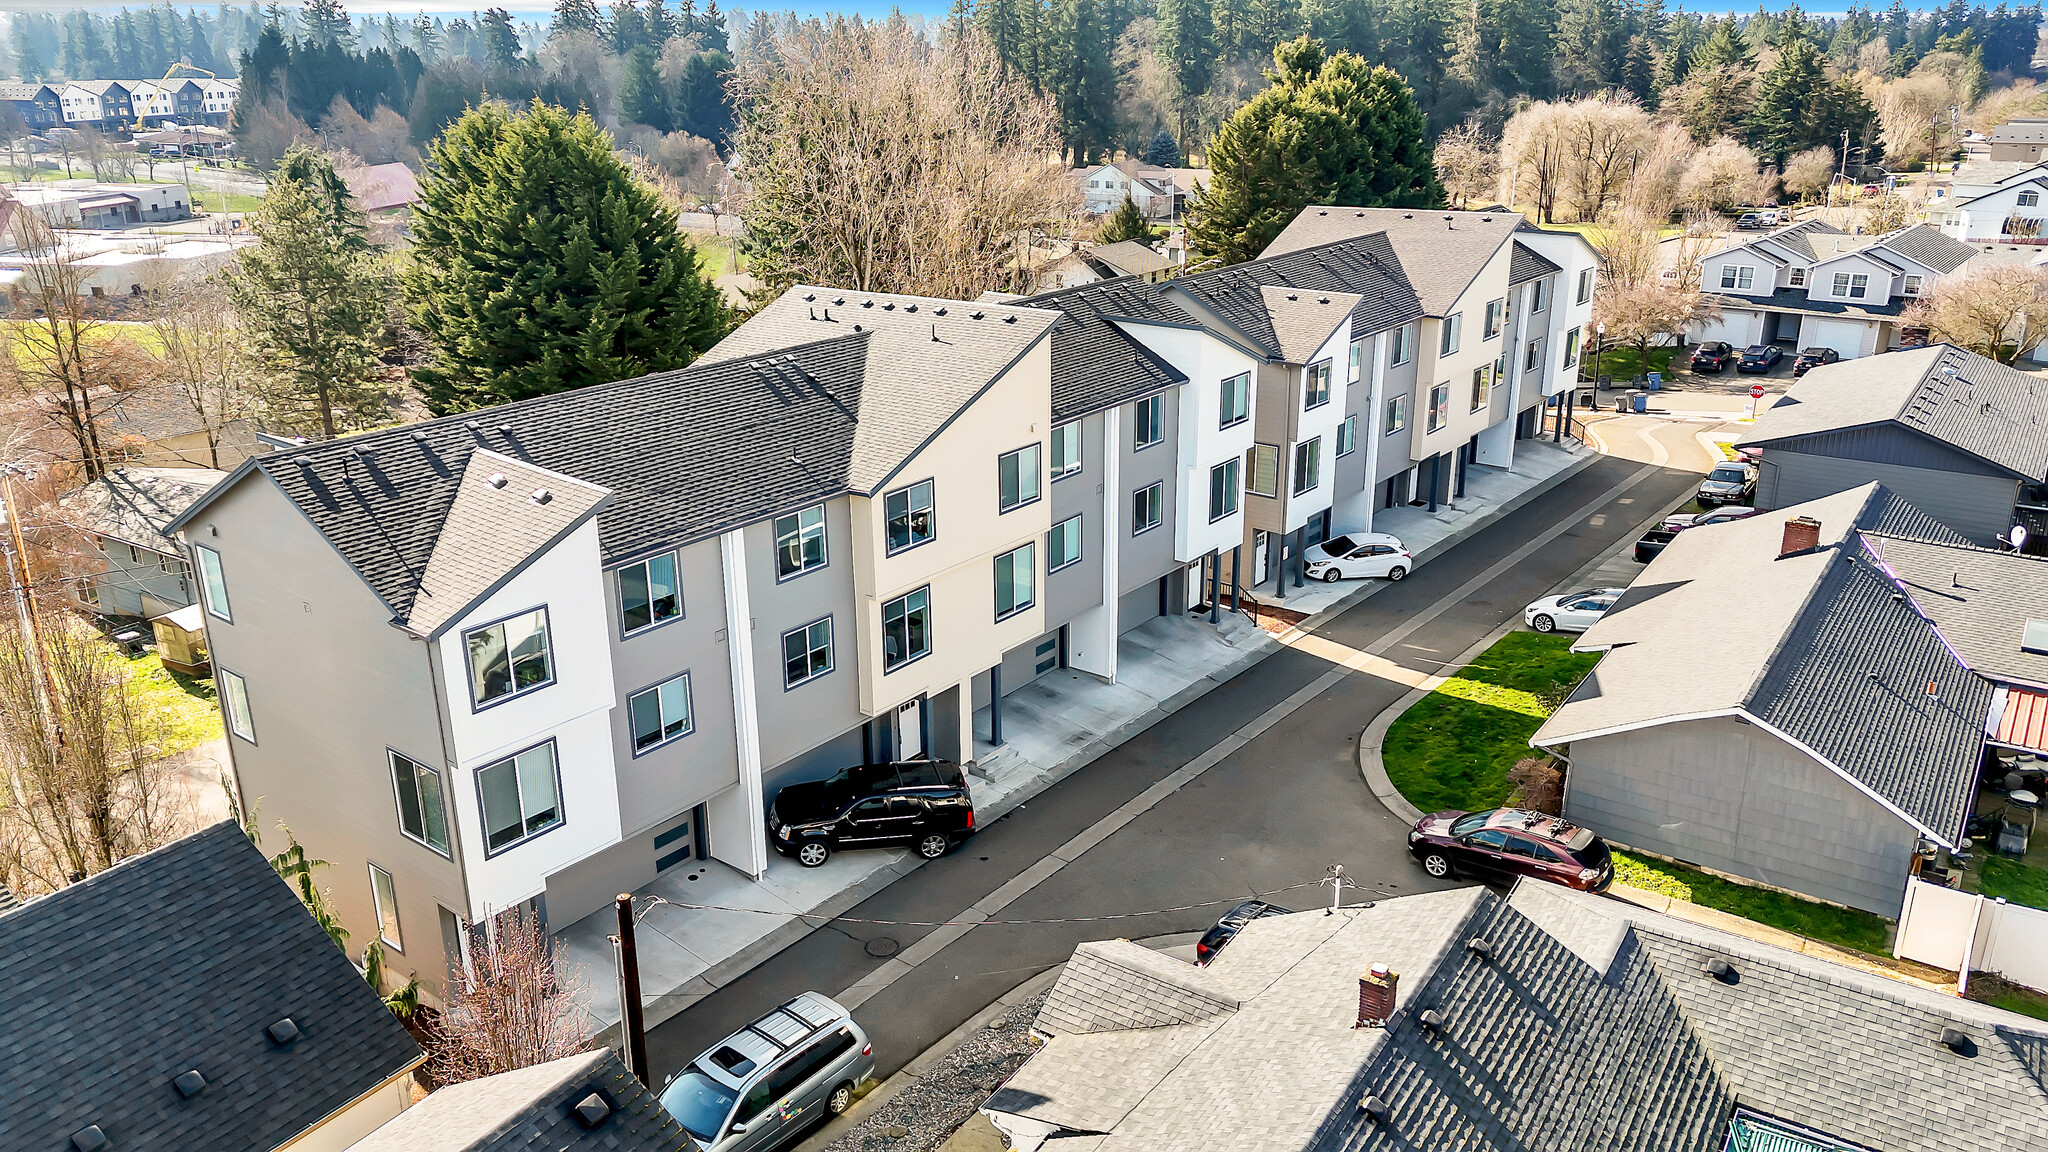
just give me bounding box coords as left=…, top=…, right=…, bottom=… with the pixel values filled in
left=165, top=206, right=1596, bottom=997
left=0, top=76, right=239, bottom=130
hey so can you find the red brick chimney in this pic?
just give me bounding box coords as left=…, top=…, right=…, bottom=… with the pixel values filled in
left=1355, top=964, right=1398, bottom=1028
left=1780, top=516, right=1822, bottom=557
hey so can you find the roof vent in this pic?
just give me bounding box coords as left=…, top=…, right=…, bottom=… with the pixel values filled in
left=1940, top=1026, right=1976, bottom=1055
left=1317, top=209, right=1327, bottom=215
left=497, top=424, right=512, bottom=434
left=1358, top=1095, right=1388, bottom=1120
left=530, top=488, right=552, bottom=505
left=1482, top=215, right=1493, bottom=222
left=832, top=297, right=845, bottom=306
left=1403, top=213, right=1413, bottom=219
left=70, top=1126, right=107, bottom=1152
left=803, top=293, right=816, bottom=301
left=573, top=1092, right=613, bottom=1128
left=2023, top=619, right=2048, bottom=656
left=464, top=420, right=481, bottom=431
left=853, top=324, right=862, bottom=332
left=486, top=472, right=507, bottom=490
left=935, top=306, right=947, bottom=315
left=905, top=303, right=918, bottom=313
left=1418, top=1009, right=1446, bottom=1031
left=1443, top=215, right=1454, bottom=229
left=292, top=455, right=313, bottom=469
left=971, top=310, right=985, bottom=320
left=1465, top=937, right=1495, bottom=959
left=173, top=1069, right=207, bottom=1098
left=1286, top=292, right=1298, bottom=301
left=883, top=301, right=895, bottom=310
left=1702, top=957, right=1737, bottom=983
left=410, top=431, right=428, bottom=444
left=266, top=1017, right=300, bottom=1045
left=1317, top=296, right=1330, bottom=304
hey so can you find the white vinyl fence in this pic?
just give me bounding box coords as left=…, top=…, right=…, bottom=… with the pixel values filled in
left=1895, top=878, right=2048, bottom=993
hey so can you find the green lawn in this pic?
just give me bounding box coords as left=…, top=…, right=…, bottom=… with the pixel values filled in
left=1583, top=346, right=1677, bottom=383
left=1978, top=857, right=2048, bottom=910
left=1612, top=852, right=1892, bottom=955
left=123, top=652, right=221, bottom=758
left=1968, top=974, right=2048, bottom=1021
left=1382, top=632, right=1599, bottom=814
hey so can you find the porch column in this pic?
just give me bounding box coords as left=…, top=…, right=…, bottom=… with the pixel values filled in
left=988, top=664, right=1004, bottom=747
left=1426, top=454, right=1441, bottom=512
left=1230, top=545, right=1241, bottom=613
left=1292, top=527, right=1306, bottom=588
left=1208, top=551, right=1221, bottom=623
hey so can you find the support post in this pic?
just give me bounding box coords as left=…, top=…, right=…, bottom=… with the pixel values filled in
left=1208, top=551, right=1220, bottom=623
left=989, top=665, right=1004, bottom=746
left=615, top=894, right=649, bottom=1085
left=1426, top=454, right=1440, bottom=513
left=1230, top=546, right=1241, bottom=613
left=1273, top=536, right=1286, bottom=601
left=919, top=696, right=932, bottom=760
left=1292, top=527, right=1306, bottom=587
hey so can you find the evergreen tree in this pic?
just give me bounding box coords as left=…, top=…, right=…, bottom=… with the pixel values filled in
left=609, top=0, right=647, bottom=52
left=302, top=0, right=354, bottom=47
left=411, top=13, right=441, bottom=62
left=186, top=11, right=219, bottom=70
left=1553, top=0, right=1623, bottom=94
left=674, top=49, right=734, bottom=148
left=976, top=0, right=1040, bottom=79
left=1045, top=0, right=1117, bottom=163
left=404, top=101, right=728, bottom=413
left=1493, top=0, right=1559, bottom=100
left=1189, top=37, right=1441, bottom=264
left=1675, top=17, right=1753, bottom=142
left=1100, top=194, right=1150, bottom=242
left=1143, top=127, right=1182, bottom=166
left=1157, top=0, right=1217, bottom=104
left=618, top=44, right=669, bottom=128
left=1212, top=0, right=1254, bottom=59
left=1745, top=31, right=1823, bottom=163
left=646, top=0, right=676, bottom=45
left=1301, top=0, right=1375, bottom=57
left=555, top=0, right=603, bottom=38
left=480, top=7, right=522, bottom=68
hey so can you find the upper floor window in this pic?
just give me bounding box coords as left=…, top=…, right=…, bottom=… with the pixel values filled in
left=1563, top=329, right=1580, bottom=368
left=618, top=551, right=681, bottom=633
left=998, top=444, right=1042, bottom=512
left=995, top=543, right=1036, bottom=620
left=1720, top=265, right=1755, bottom=291
left=369, top=864, right=402, bottom=952
left=1219, top=373, right=1250, bottom=428
left=1903, top=274, right=1924, bottom=296
left=2022, top=190, right=2041, bottom=207
left=1483, top=298, right=1505, bottom=339
left=1245, top=444, right=1279, bottom=497
left=1050, top=420, right=1083, bottom=479
left=1390, top=323, right=1413, bottom=366
left=466, top=608, right=553, bottom=708
left=1292, top=437, right=1321, bottom=495
left=1304, top=360, right=1331, bottom=410
left=1833, top=272, right=1868, bottom=299
left=1525, top=340, right=1541, bottom=371
left=1133, top=394, right=1164, bottom=449
left=1209, top=458, right=1240, bottom=521
left=1348, top=338, right=1364, bottom=382
left=1385, top=394, right=1407, bottom=434
left=885, top=479, right=935, bottom=553
left=478, top=741, right=562, bottom=854
left=783, top=618, right=833, bottom=688
left=1530, top=278, right=1549, bottom=313
left=629, top=672, right=694, bottom=752
left=390, top=751, right=450, bottom=855
left=1470, top=365, right=1491, bottom=411
left=773, top=508, right=827, bottom=580
left=1427, top=383, right=1450, bottom=432
left=194, top=544, right=230, bottom=622
left=882, top=587, right=931, bottom=671
left=1047, top=515, right=1082, bottom=572
left=1788, top=267, right=1807, bottom=287
left=1336, top=415, right=1357, bottom=457
left=1132, top=481, right=1163, bottom=534
left=1576, top=268, right=1594, bottom=304
left=1440, top=313, right=1462, bottom=356
left=221, top=668, right=254, bottom=743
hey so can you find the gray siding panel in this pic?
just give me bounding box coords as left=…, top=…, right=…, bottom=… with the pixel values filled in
left=1763, top=426, right=2014, bottom=476
left=1045, top=410, right=1105, bottom=626
left=1119, top=391, right=1179, bottom=595
left=1758, top=451, right=2018, bottom=545
left=743, top=500, right=863, bottom=774
left=1562, top=716, right=1916, bottom=917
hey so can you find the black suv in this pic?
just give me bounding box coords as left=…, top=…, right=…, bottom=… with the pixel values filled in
left=1688, top=341, right=1734, bottom=372
left=770, top=760, right=976, bottom=867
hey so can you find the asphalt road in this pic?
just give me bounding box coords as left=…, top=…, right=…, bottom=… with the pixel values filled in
left=645, top=420, right=1719, bottom=1091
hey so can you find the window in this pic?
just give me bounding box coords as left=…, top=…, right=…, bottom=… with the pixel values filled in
left=1133, top=394, right=1164, bottom=449
left=1563, top=329, right=1580, bottom=368
left=1576, top=268, right=1594, bottom=304
left=465, top=609, right=553, bottom=707
left=1484, top=298, right=1505, bottom=339
left=1050, top=420, right=1082, bottom=479
left=194, top=544, right=230, bottom=621
left=2023, top=190, right=2041, bottom=207
left=369, top=864, right=402, bottom=951
left=773, top=508, right=827, bottom=580
left=390, top=751, right=449, bottom=855
left=1525, top=340, right=1541, bottom=371
left=1390, top=323, right=1413, bottom=366
left=1471, top=365, right=1491, bottom=411
left=1347, top=339, right=1364, bottom=382
left=1832, top=271, right=1868, bottom=299
left=1219, top=373, right=1250, bottom=427
left=995, top=543, right=1035, bottom=620
left=1427, top=383, right=1450, bottom=432
left=1904, top=274, right=1924, bottom=296
left=1246, top=444, right=1279, bottom=497
left=882, top=587, right=931, bottom=670
left=1719, top=265, right=1755, bottom=291
left=221, top=668, right=253, bottom=742
left=1132, top=482, right=1163, bottom=534
left=1336, top=415, right=1357, bottom=457
left=1209, top=458, right=1240, bottom=521
left=478, top=742, right=562, bottom=853
left=614, top=551, right=682, bottom=637
left=998, top=445, right=1042, bottom=511
left=1303, top=360, right=1331, bottom=409
left=1047, top=515, right=1082, bottom=572
left=1440, top=313, right=1462, bottom=355
left=1788, top=267, right=1807, bottom=287
left=782, top=618, right=833, bottom=688
left=1292, top=437, right=1321, bottom=495
left=884, top=479, right=936, bottom=553
left=1530, top=278, right=1548, bottom=313
left=629, top=673, right=694, bottom=751
left=1385, top=395, right=1407, bottom=434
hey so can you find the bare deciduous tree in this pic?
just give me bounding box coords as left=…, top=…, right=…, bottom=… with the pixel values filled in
left=1877, top=72, right=1956, bottom=167
left=432, top=908, right=592, bottom=1083
left=1434, top=122, right=1499, bottom=209
left=1502, top=95, right=1654, bottom=224
left=1678, top=136, right=1762, bottom=213
left=139, top=272, right=259, bottom=470
left=317, top=95, right=422, bottom=167
left=1782, top=147, right=1837, bottom=204
left=1904, top=264, right=2048, bottom=364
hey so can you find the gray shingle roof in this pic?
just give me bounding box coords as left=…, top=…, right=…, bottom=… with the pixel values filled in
left=1740, top=344, right=2048, bottom=480
left=1749, top=218, right=1849, bottom=263
left=349, top=1049, right=696, bottom=1152
left=0, top=821, right=424, bottom=1152
left=59, top=465, right=224, bottom=551
left=1036, top=938, right=1238, bottom=1035
left=1085, top=240, right=1171, bottom=278
left=1878, top=225, right=1980, bottom=274
left=1863, top=533, right=2048, bottom=689
left=1022, top=278, right=1194, bottom=423
left=1259, top=206, right=1524, bottom=316
left=1703, top=284, right=1911, bottom=321
left=1508, top=241, right=1561, bottom=285
left=1260, top=286, right=1363, bottom=363
left=1170, top=232, right=1423, bottom=362
left=1990, top=118, right=2048, bottom=143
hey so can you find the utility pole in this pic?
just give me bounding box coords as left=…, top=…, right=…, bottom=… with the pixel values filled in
left=0, top=463, right=58, bottom=736
left=614, top=893, right=650, bottom=1084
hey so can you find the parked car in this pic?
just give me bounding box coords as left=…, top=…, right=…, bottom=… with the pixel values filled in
left=1634, top=527, right=1678, bottom=563
left=1792, top=347, right=1841, bottom=376
left=1689, top=341, right=1735, bottom=372
left=1303, top=532, right=1411, bottom=583
left=1662, top=505, right=1762, bottom=532
left=1735, top=345, right=1783, bottom=373
left=1524, top=587, right=1623, bottom=633
left=1862, top=182, right=1884, bottom=195
left=1407, top=808, right=1615, bottom=892
left=1194, top=900, right=1292, bottom=966
left=1733, top=212, right=1764, bottom=230
left=769, top=759, right=975, bottom=868
left=1696, top=462, right=1758, bottom=506
left=659, top=992, right=876, bottom=1151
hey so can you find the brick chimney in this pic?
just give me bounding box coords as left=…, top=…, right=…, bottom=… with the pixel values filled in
left=1355, top=964, right=1398, bottom=1028
left=1780, top=516, right=1822, bottom=557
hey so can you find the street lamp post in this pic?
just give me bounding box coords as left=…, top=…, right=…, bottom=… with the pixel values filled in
left=1594, top=321, right=1606, bottom=392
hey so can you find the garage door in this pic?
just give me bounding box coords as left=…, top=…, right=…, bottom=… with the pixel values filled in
left=1801, top=318, right=1866, bottom=359
left=1692, top=311, right=1754, bottom=347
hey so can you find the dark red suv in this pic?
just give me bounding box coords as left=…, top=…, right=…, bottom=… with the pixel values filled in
left=1408, top=808, right=1614, bottom=892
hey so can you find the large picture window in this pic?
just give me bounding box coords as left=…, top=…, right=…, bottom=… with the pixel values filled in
left=194, top=544, right=230, bottom=621
left=390, top=751, right=450, bottom=855
left=618, top=552, right=681, bottom=634
left=882, top=587, right=931, bottom=671
left=783, top=618, right=833, bottom=688
left=773, top=507, right=827, bottom=579
left=998, top=445, right=1042, bottom=512
left=466, top=608, right=553, bottom=707
left=478, top=742, right=562, bottom=854
left=628, top=673, right=694, bottom=752
left=885, top=479, right=935, bottom=553
left=995, top=543, right=1035, bottom=620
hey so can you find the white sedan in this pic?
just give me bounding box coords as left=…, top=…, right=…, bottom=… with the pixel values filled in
left=1524, top=588, right=1625, bottom=633
left=1302, top=532, right=1412, bottom=583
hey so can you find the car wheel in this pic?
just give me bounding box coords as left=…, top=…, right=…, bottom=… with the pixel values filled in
left=1322, top=568, right=1342, bottom=583
left=828, top=1082, right=856, bottom=1116
left=1532, top=614, right=1556, bottom=633
left=1422, top=852, right=1453, bottom=879
left=917, top=833, right=950, bottom=859
left=1386, top=565, right=1407, bottom=581
left=798, top=841, right=830, bottom=867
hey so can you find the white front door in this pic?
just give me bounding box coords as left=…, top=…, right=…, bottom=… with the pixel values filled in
left=896, top=698, right=923, bottom=760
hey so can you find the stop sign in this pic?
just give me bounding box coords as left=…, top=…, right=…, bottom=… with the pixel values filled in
left=1750, top=383, right=1765, bottom=399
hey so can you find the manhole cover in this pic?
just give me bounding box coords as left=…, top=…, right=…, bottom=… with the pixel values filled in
left=865, top=937, right=900, bottom=958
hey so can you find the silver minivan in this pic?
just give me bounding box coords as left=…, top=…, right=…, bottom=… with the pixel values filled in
left=658, top=992, right=876, bottom=1152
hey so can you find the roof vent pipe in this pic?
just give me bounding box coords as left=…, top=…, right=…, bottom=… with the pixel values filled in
left=1358, top=1095, right=1388, bottom=1120
left=1703, top=957, right=1737, bottom=983
left=1418, top=1009, right=1446, bottom=1031
left=1940, top=1026, right=1976, bottom=1055
left=1780, top=516, right=1822, bottom=557
left=1355, top=964, right=1398, bottom=1028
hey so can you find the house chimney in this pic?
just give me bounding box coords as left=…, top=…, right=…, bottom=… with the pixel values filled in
left=1355, top=964, right=1398, bottom=1028
left=1780, top=516, right=1822, bottom=557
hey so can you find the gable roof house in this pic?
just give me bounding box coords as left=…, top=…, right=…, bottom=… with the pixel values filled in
left=1929, top=157, right=2048, bottom=251
left=349, top=1049, right=695, bottom=1152
left=1738, top=343, right=2048, bottom=549
left=1073, top=161, right=1196, bottom=219
left=58, top=464, right=224, bottom=619
left=1533, top=481, right=2048, bottom=917
left=0, top=821, right=426, bottom=1152
left=984, top=881, right=2048, bottom=1152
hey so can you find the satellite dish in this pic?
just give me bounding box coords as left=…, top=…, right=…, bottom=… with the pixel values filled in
left=2013, top=524, right=2030, bottom=552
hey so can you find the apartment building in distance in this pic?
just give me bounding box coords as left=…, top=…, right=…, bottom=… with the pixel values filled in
left=167, top=207, right=1598, bottom=997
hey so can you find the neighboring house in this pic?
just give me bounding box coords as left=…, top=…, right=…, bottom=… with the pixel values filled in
left=5, top=180, right=194, bottom=229
left=59, top=79, right=135, bottom=125
left=983, top=881, right=2048, bottom=1152
left=1738, top=344, right=2048, bottom=548
left=343, top=162, right=422, bottom=215
left=1033, top=239, right=1176, bottom=291
left=1692, top=220, right=1980, bottom=359
left=347, top=1049, right=693, bottom=1152
left=0, top=821, right=426, bottom=1152
left=97, top=383, right=264, bottom=470
left=0, top=81, right=63, bottom=129
left=200, top=77, right=241, bottom=123
left=1929, top=159, right=2048, bottom=245
left=0, top=227, right=250, bottom=298
left=58, top=465, right=224, bottom=618
left=1073, top=161, right=1201, bottom=218
left=1984, top=117, right=2048, bottom=163
left=1533, top=482, right=2048, bottom=917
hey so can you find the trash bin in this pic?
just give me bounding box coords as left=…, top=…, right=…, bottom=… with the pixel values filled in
left=1630, top=390, right=1647, bottom=413
left=1645, top=371, right=1663, bottom=392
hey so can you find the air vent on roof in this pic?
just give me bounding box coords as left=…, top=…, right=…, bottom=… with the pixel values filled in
left=266, top=1017, right=300, bottom=1045
left=832, top=297, right=845, bottom=306
left=804, top=293, right=815, bottom=301
left=1318, top=296, right=1330, bottom=304
left=410, top=431, right=428, bottom=443
left=573, top=1092, right=613, bottom=1128
left=1482, top=215, right=1492, bottom=222
left=935, top=306, right=947, bottom=315
left=530, top=488, right=552, bottom=505
left=1418, top=1009, right=1446, bottom=1031
left=2024, top=619, right=2048, bottom=656
left=883, top=301, right=895, bottom=310
left=486, top=472, right=507, bottom=490
left=1317, top=209, right=1327, bottom=215
left=970, top=310, right=984, bottom=320
left=860, top=299, right=873, bottom=308
left=464, top=420, right=481, bottom=431
left=1358, top=1095, right=1388, bottom=1120
left=1004, top=314, right=1017, bottom=323
left=173, top=1069, right=207, bottom=1098
left=70, top=1126, right=107, bottom=1152
left=1465, top=938, right=1495, bottom=959
left=1702, top=957, right=1737, bottom=983
left=498, top=423, right=513, bottom=434
left=1940, top=1026, right=1976, bottom=1055
left=292, top=455, right=313, bottom=469
left=905, top=303, right=918, bottom=313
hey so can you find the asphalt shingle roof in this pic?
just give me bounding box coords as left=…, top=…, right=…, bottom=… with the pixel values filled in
left=349, top=1049, right=696, bottom=1152
left=1023, top=278, right=1194, bottom=423
left=1259, top=206, right=1524, bottom=316
left=0, top=822, right=424, bottom=1152
left=1036, top=939, right=1238, bottom=1036
left=1170, top=232, right=1423, bottom=362
left=59, top=465, right=224, bottom=551
left=1863, top=533, right=2048, bottom=689
left=1507, top=241, right=1561, bottom=285
left=1085, top=240, right=1172, bottom=278
left=1880, top=225, right=1981, bottom=273
left=1740, top=344, right=2048, bottom=480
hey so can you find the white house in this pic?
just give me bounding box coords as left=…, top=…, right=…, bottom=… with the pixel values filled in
left=1072, top=162, right=1205, bottom=219
left=1928, top=161, right=2048, bottom=244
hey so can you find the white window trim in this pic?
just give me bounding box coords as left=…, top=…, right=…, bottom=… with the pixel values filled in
left=220, top=667, right=254, bottom=743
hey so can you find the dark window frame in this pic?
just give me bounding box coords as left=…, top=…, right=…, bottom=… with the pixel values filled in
left=462, top=605, right=557, bottom=713
left=1047, top=515, right=1084, bottom=572
left=1132, top=481, right=1164, bottom=535
left=881, top=585, right=933, bottom=673
left=994, top=542, right=1036, bottom=621
left=771, top=506, right=829, bottom=582
left=781, top=616, right=834, bottom=689
left=389, top=749, right=452, bottom=858
left=475, top=737, right=566, bottom=858
left=627, top=671, right=696, bottom=756
left=614, top=549, right=684, bottom=638
left=883, top=477, right=937, bottom=556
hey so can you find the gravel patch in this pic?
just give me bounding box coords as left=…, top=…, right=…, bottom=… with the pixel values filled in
left=823, top=991, right=1049, bottom=1152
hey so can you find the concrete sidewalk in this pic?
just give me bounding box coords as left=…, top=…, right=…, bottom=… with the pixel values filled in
left=561, top=437, right=1597, bottom=1039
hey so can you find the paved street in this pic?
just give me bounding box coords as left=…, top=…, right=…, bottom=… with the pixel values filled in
left=644, top=418, right=1720, bottom=1091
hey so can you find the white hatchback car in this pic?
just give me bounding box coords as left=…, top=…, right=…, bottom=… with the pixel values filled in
left=1303, top=533, right=1412, bottom=583
left=1524, top=588, right=1625, bottom=633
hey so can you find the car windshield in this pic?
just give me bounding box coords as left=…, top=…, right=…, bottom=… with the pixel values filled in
left=1800, top=349, right=1825, bottom=357
left=660, top=1069, right=739, bottom=1142
left=1323, top=535, right=1357, bottom=555
left=1743, top=346, right=1768, bottom=355
left=1708, top=466, right=1747, bottom=483
left=1449, top=810, right=1495, bottom=836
